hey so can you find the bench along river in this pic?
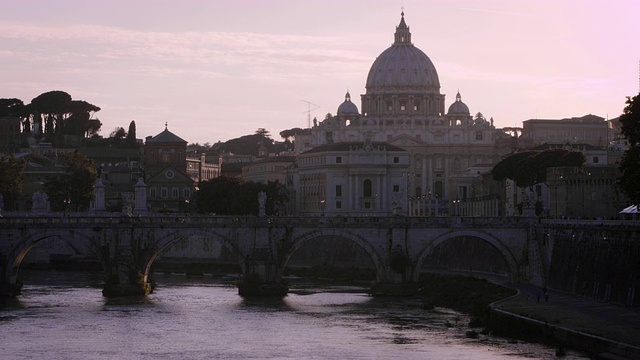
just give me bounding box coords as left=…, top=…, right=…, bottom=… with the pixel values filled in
left=0, top=271, right=588, bottom=359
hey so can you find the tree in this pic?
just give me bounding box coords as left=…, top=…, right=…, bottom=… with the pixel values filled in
left=196, top=177, right=287, bottom=215
left=0, top=154, right=26, bottom=210
left=109, top=127, right=127, bottom=140
left=126, top=120, right=137, bottom=146
left=255, top=128, right=271, bottom=139
left=64, top=100, right=101, bottom=137
left=0, top=98, right=24, bottom=117
left=618, top=93, right=640, bottom=206
left=492, top=149, right=585, bottom=188
left=279, top=127, right=309, bottom=141
left=30, top=90, right=73, bottom=138
left=44, top=150, right=97, bottom=211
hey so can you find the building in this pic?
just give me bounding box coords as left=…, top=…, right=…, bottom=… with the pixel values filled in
left=547, top=166, right=627, bottom=219
left=241, top=156, right=296, bottom=184
left=294, top=12, right=511, bottom=214
left=520, top=114, right=608, bottom=149
left=186, top=153, right=221, bottom=184
left=293, top=141, right=409, bottom=216
left=143, top=125, right=194, bottom=212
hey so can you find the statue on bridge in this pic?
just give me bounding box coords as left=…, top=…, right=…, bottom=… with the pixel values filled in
left=31, top=191, right=49, bottom=213
left=258, top=191, right=266, bottom=217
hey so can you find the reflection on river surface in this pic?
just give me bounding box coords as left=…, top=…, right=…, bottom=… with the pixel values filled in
left=0, top=271, right=587, bottom=359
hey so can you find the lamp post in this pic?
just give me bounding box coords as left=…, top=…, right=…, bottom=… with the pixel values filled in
left=64, top=197, right=70, bottom=217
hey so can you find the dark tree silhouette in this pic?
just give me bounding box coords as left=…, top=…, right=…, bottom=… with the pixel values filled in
left=618, top=93, right=640, bottom=206
left=44, top=150, right=97, bottom=211
left=0, top=154, right=26, bottom=210
left=31, top=90, right=72, bottom=137
left=109, top=127, right=127, bottom=140
left=126, top=120, right=137, bottom=145
left=0, top=98, right=24, bottom=117
left=196, top=177, right=287, bottom=215
left=64, top=100, right=101, bottom=137
left=492, top=149, right=585, bottom=188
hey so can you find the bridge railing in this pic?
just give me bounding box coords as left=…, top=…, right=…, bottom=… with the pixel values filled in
left=0, top=213, right=544, bottom=228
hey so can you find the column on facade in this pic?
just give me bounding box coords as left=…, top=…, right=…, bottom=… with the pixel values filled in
left=408, top=95, right=414, bottom=115
left=382, top=174, right=388, bottom=212
left=392, top=95, right=398, bottom=116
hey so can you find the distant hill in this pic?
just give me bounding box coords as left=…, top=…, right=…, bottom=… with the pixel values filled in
left=189, top=134, right=292, bottom=156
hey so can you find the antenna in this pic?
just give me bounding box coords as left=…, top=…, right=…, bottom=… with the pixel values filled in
left=301, top=100, right=320, bottom=128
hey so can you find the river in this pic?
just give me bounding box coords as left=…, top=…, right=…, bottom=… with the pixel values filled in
left=0, top=270, right=588, bottom=359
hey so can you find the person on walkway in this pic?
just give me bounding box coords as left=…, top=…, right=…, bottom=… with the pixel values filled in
left=536, top=290, right=541, bottom=303
left=543, top=286, right=549, bottom=303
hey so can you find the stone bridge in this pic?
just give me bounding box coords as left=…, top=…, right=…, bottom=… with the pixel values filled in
left=0, top=215, right=544, bottom=297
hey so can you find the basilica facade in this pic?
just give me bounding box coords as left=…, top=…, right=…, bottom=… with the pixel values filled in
left=294, top=12, right=510, bottom=215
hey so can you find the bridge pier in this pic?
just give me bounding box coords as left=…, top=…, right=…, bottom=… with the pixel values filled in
left=237, top=249, right=288, bottom=297
left=100, top=230, right=154, bottom=298
left=370, top=264, right=419, bottom=296
left=102, top=263, right=154, bottom=297
left=0, top=282, right=23, bottom=297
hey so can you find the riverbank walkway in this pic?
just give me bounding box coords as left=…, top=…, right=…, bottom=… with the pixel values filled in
left=494, top=282, right=640, bottom=359
left=430, top=270, right=640, bottom=358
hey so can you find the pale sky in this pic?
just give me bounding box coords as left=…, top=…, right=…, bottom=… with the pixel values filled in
left=1, top=0, right=639, bottom=144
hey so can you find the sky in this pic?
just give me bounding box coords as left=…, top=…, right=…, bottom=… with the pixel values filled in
left=1, top=0, right=639, bottom=145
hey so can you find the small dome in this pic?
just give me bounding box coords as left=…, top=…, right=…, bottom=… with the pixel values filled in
left=447, top=92, right=470, bottom=116
left=337, top=91, right=359, bottom=115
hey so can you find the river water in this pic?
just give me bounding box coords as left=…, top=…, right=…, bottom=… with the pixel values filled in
left=1, top=271, right=587, bottom=359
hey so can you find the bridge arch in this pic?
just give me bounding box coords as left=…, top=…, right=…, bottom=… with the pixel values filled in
left=4, top=229, right=99, bottom=285
left=140, top=228, right=243, bottom=283
left=414, top=229, right=521, bottom=282
left=284, top=228, right=386, bottom=281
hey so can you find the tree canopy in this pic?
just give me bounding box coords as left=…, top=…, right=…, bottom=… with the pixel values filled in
left=279, top=127, right=311, bottom=141
left=0, top=154, right=26, bottom=211
left=196, top=177, right=287, bottom=215
left=618, top=93, right=640, bottom=206
left=492, top=149, right=585, bottom=188
left=44, top=150, right=97, bottom=212
left=1, top=91, right=101, bottom=144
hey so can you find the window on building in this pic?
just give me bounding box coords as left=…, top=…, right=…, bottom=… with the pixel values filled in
left=393, top=156, right=399, bottom=163
left=336, top=156, right=342, bottom=164
left=458, top=186, right=467, bottom=199
left=336, top=201, right=342, bottom=209
left=476, top=131, right=483, bottom=140
left=183, top=188, right=190, bottom=198
left=414, top=105, right=418, bottom=111
left=434, top=181, right=443, bottom=198
left=150, top=187, right=156, bottom=198
left=161, top=187, right=168, bottom=198
left=363, top=179, right=372, bottom=197
left=593, top=156, right=599, bottom=164
left=393, top=185, right=400, bottom=192
left=400, top=104, right=406, bottom=111
left=172, top=187, right=179, bottom=198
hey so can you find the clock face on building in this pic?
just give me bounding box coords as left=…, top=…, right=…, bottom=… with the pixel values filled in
left=165, top=170, right=175, bottom=179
